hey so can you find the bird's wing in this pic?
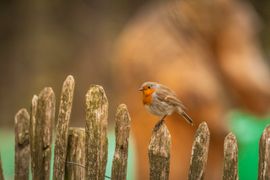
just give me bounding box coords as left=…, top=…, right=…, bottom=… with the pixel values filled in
left=155, top=86, right=187, bottom=110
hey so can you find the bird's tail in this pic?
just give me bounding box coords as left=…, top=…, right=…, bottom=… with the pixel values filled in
left=177, top=107, right=193, bottom=126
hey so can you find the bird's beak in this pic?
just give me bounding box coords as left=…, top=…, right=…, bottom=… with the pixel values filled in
left=138, top=87, right=143, bottom=91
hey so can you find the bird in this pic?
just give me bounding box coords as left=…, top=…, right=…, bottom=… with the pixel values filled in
left=138, top=81, right=193, bottom=130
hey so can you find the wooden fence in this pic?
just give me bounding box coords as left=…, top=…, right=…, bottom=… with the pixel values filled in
left=0, top=75, right=270, bottom=180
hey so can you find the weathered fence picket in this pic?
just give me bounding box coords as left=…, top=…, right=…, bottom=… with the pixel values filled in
left=14, top=109, right=30, bottom=180
left=258, top=125, right=270, bottom=180
left=65, top=128, right=86, bottom=180
left=111, top=104, right=131, bottom=180
left=148, top=123, right=171, bottom=180
left=223, top=133, right=238, bottom=180
left=1, top=75, right=268, bottom=180
left=188, top=122, right=210, bottom=180
left=30, top=95, right=38, bottom=175
left=33, top=87, right=55, bottom=180
left=0, top=153, right=4, bottom=180
left=53, top=75, right=75, bottom=180
left=85, top=85, right=108, bottom=180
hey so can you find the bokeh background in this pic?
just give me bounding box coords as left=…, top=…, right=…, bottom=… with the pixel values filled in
left=1, top=0, right=270, bottom=179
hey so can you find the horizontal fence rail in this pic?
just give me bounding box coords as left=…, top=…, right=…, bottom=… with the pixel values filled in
left=0, top=75, right=268, bottom=180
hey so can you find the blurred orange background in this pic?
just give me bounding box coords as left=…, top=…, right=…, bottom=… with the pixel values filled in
left=1, top=0, right=270, bottom=179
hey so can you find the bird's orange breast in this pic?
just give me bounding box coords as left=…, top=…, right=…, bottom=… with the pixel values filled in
left=142, top=89, right=155, bottom=105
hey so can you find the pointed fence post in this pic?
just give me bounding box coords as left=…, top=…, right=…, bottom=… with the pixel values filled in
left=258, top=125, right=270, bottom=180
left=223, top=133, right=238, bottom=180
left=32, top=87, right=55, bottom=180
left=188, top=122, right=210, bottom=180
left=30, top=95, right=38, bottom=175
left=53, top=75, right=75, bottom=180
left=15, top=109, right=30, bottom=180
left=65, top=128, right=85, bottom=180
left=111, top=104, right=131, bottom=180
left=148, top=123, right=171, bottom=180
left=85, top=85, right=108, bottom=180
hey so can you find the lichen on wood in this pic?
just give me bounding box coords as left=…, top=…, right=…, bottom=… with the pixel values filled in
left=65, top=128, right=85, bottom=180
left=258, top=125, right=270, bottom=180
left=223, top=132, right=238, bottom=180
left=15, top=108, right=30, bottom=180
left=188, top=122, right=210, bottom=180
left=148, top=123, right=171, bottom=180
left=85, top=85, right=108, bottom=180
left=111, top=104, right=131, bottom=180
left=53, top=75, right=75, bottom=180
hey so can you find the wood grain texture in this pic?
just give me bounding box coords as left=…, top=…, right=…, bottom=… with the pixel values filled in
left=223, top=133, right=238, bottom=180
left=148, top=123, right=171, bottom=180
left=15, top=108, right=30, bottom=180
left=111, top=104, right=131, bottom=180
left=65, top=128, right=85, bottom=180
left=53, top=75, right=75, bottom=180
left=33, top=87, right=55, bottom=180
left=188, top=122, right=210, bottom=180
left=85, top=85, right=108, bottom=180
left=30, top=95, right=38, bottom=175
left=258, top=125, right=270, bottom=180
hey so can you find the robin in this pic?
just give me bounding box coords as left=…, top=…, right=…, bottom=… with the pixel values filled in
left=139, top=82, right=193, bottom=130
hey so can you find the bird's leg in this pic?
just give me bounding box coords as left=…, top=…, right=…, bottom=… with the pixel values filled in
left=153, top=115, right=167, bottom=132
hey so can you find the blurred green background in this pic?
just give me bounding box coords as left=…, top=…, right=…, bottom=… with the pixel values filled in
left=230, top=112, right=270, bottom=180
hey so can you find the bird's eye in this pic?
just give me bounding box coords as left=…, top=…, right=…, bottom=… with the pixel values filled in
left=148, top=86, right=151, bottom=89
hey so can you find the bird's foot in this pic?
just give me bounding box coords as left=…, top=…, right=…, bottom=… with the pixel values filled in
left=153, top=119, right=165, bottom=132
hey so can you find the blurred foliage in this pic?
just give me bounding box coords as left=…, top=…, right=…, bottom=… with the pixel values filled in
left=0, top=130, right=14, bottom=179
left=0, top=0, right=269, bottom=128
left=229, top=111, right=270, bottom=180
left=250, top=0, right=270, bottom=57
left=0, top=0, right=157, bottom=127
